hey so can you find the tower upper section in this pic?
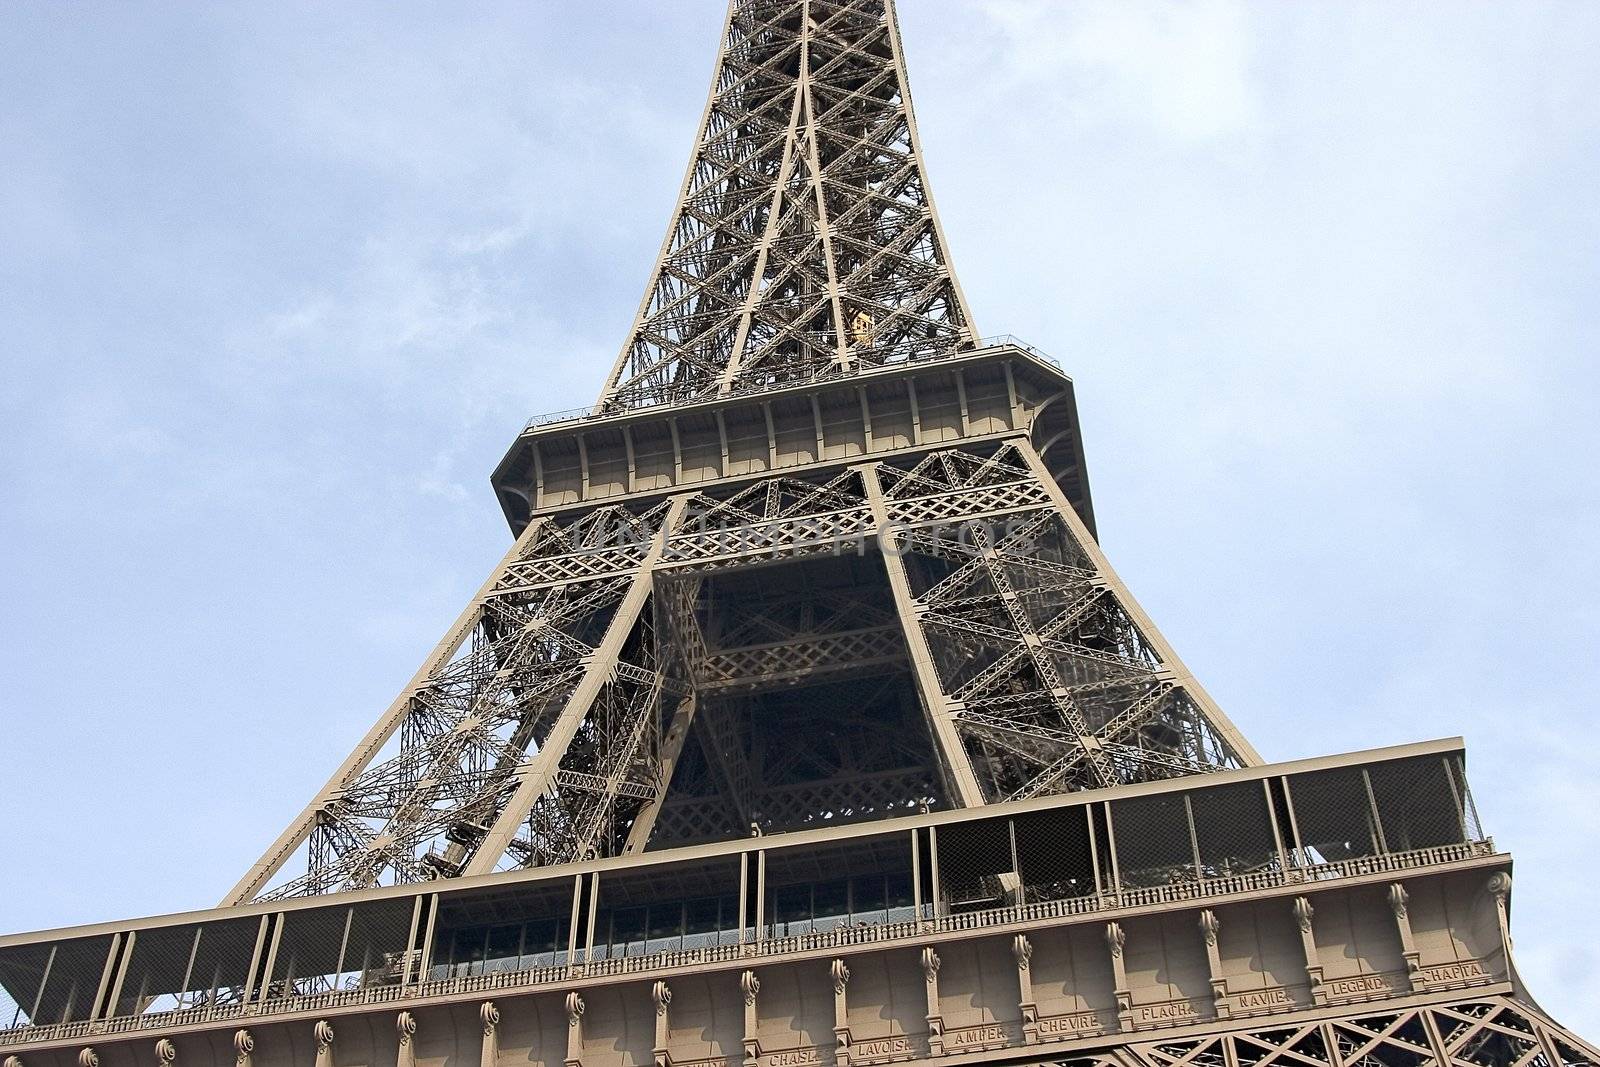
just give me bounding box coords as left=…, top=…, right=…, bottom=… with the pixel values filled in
left=598, top=0, right=976, bottom=412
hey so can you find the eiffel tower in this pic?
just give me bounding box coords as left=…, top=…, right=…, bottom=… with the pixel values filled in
left=1, top=3, right=1592, bottom=1066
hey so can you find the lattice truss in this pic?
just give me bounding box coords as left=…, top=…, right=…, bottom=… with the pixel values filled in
left=647, top=555, right=941, bottom=847
left=241, top=437, right=1257, bottom=900
left=600, top=0, right=974, bottom=411
left=253, top=502, right=689, bottom=900
left=1113, top=997, right=1600, bottom=1067
left=876, top=441, right=1248, bottom=802
left=662, top=465, right=875, bottom=572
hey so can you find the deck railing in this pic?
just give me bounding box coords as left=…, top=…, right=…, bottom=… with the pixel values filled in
left=518, top=335, right=1061, bottom=433
left=0, top=839, right=1493, bottom=1048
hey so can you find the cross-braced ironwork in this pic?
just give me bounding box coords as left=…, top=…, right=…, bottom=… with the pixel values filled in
left=1130, top=998, right=1600, bottom=1067
left=222, top=0, right=1252, bottom=906
left=599, top=0, right=974, bottom=410
left=870, top=441, right=1249, bottom=803
left=1, top=2, right=1592, bottom=1065
left=180, top=6, right=1593, bottom=1059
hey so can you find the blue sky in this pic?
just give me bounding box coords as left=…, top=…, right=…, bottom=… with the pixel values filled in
left=2, top=0, right=1598, bottom=1035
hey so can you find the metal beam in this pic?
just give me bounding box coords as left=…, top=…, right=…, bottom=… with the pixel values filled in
left=462, top=496, right=691, bottom=876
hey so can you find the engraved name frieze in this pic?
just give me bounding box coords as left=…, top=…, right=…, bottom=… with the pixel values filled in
left=1134, top=1000, right=1201, bottom=1024
left=676, top=1058, right=730, bottom=1067
left=765, top=1048, right=825, bottom=1067
left=1420, top=960, right=1488, bottom=985
left=1036, top=1012, right=1101, bottom=1038
left=944, top=1023, right=1012, bottom=1048
left=851, top=1036, right=913, bottom=1061
left=1325, top=974, right=1397, bottom=999
left=1231, top=988, right=1294, bottom=1012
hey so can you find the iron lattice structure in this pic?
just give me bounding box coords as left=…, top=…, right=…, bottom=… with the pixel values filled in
left=65, top=0, right=1575, bottom=1059
left=1042, top=997, right=1599, bottom=1067
left=227, top=0, right=1260, bottom=909
left=599, top=0, right=975, bottom=409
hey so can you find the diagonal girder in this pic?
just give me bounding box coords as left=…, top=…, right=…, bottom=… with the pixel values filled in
left=599, top=0, right=975, bottom=411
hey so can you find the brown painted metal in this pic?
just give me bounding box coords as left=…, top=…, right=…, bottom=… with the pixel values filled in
left=2, top=0, right=1591, bottom=1060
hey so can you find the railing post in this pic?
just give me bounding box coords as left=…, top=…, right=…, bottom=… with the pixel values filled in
left=1105, top=923, right=1132, bottom=1031
left=740, top=971, right=760, bottom=1067
left=88, top=933, right=124, bottom=1022
left=233, top=1029, right=254, bottom=1067
left=1388, top=884, right=1423, bottom=987
left=565, top=992, right=585, bottom=1067
left=396, top=1010, right=417, bottom=1067
left=566, top=874, right=585, bottom=968
left=398, top=896, right=423, bottom=988
left=1293, top=897, right=1325, bottom=1005
left=417, top=894, right=440, bottom=988
left=651, top=982, right=672, bottom=1067
left=313, top=1020, right=334, bottom=1067
left=1012, top=934, right=1037, bottom=1043
left=920, top=947, right=943, bottom=1056
left=1198, top=911, right=1229, bottom=1018
left=830, top=959, right=851, bottom=1065
left=754, top=850, right=768, bottom=942
left=481, top=1001, right=501, bottom=1067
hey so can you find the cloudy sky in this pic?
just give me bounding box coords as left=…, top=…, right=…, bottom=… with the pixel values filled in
left=3, top=0, right=1598, bottom=1035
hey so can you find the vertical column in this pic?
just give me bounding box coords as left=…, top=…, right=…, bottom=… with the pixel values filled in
left=1012, top=935, right=1038, bottom=1044
left=1013, top=439, right=1261, bottom=767
left=1388, top=884, right=1423, bottom=986
left=741, top=971, right=761, bottom=1067
left=233, top=1029, right=254, bottom=1067
left=397, top=1011, right=418, bottom=1067
left=1419, top=1007, right=1455, bottom=1067
left=652, top=981, right=673, bottom=1067
left=858, top=462, right=985, bottom=807
left=1293, top=897, right=1326, bottom=1005
left=466, top=496, right=692, bottom=877
left=1487, top=873, right=1513, bottom=973
left=314, top=1021, right=335, bottom=1067
left=920, top=948, right=943, bottom=1057
left=98, top=931, right=132, bottom=1019
left=830, top=960, right=852, bottom=1065
left=224, top=516, right=552, bottom=904
left=1198, top=911, right=1230, bottom=1018
left=1105, top=923, right=1133, bottom=1031
left=566, top=992, right=587, bottom=1067
left=482, top=1001, right=501, bottom=1067
left=397, top=896, right=423, bottom=988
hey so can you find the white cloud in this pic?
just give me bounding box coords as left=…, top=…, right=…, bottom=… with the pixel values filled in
left=978, top=0, right=1260, bottom=141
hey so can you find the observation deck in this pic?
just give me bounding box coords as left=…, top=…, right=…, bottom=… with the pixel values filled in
left=0, top=738, right=1522, bottom=1067
left=491, top=339, right=1097, bottom=539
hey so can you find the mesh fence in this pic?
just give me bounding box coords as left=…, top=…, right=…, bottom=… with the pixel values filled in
left=269, top=902, right=359, bottom=998
left=0, top=933, right=115, bottom=1027
left=1013, top=808, right=1097, bottom=901
left=1286, top=766, right=1380, bottom=864
left=1190, top=781, right=1283, bottom=877
left=1368, top=755, right=1470, bottom=853
left=591, top=855, right=745, bottom=957
left=334, top=898, right=418, bottom=991
left=1110, top=792, right=1196, bottom=888
left=181, top=916, right=259, bottom=1009
left=0, top=941, right=53, bottom=1029
left=113, top=924, right=201, bottom=1017
left=935, top=815, right=1017, bottom=911
left=763, top=834, right=918, bottom=935
left=1446, top=752, right=1488, bottom=842
left=106, top=913, right=265, bottom=1017
left=431, top=877, right=576, bottom=977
